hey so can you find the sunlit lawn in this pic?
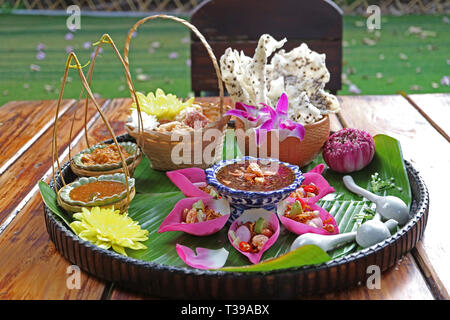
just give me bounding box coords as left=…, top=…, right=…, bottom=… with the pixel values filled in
left=0, top=13, right=448, bottom=106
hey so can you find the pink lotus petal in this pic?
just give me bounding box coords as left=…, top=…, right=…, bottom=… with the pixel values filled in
left=278, top=202, right=339, bottom=236
left=307, top=164, right=325, bottom=175
left=228, top=209, right=280, bottom=264
left=286, top=165, right=334, bottom=204
left=159, top=197, right=230, bottom=236
left=176, top=244, right=229, bottom=269
left=166, top=168, right=212, bottom=198
left=301, top=172, right=335, bottom=204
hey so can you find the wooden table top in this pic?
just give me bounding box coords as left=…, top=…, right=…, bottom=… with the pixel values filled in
left=0, top=93, right=448, bottom=300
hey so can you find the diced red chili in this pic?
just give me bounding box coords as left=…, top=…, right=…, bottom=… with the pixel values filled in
left=323, top=217, right=333, bottom=224
left=303, top=185, right=319, bottom=195
left=295, top=197, right=307, bottom=210
left=239, top=241, right=252, bottom=252
left=323, top=224, right=335, bottom=233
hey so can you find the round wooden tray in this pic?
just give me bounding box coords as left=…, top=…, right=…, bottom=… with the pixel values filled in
left=43, top=134, right=429, bottom=298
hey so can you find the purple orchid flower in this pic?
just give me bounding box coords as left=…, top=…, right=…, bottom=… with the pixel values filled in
left=256, top=93, right=305, bottom=145
left=226, top=102, right=267, bottom=129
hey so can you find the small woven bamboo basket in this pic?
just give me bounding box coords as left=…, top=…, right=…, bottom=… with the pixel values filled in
left=123, top=15, right=229, bottom=171
left=52, top=35, right=142, bottom=214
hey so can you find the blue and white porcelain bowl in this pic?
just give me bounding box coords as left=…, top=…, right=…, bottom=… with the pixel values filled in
left=205, top=156, right=304, bottom=224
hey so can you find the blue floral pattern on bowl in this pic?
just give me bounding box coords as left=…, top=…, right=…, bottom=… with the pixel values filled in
left=205, top=156, right=304, bottom=223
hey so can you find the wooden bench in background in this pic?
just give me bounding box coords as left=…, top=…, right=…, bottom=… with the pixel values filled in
left=190, top=0, right=343, bottom=96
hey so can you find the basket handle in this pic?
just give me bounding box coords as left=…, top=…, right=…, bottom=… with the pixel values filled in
left=123, top=14, right=224, bottom=118
left=67, top=34, right=144, bottom=182
left=52, top=52, right=132, bottom=205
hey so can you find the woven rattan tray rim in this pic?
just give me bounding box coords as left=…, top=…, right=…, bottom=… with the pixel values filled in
left=43, top=134, right=429, bottom=296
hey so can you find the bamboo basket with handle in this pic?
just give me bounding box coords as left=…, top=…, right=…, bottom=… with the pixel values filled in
left=69, top=35, right=143, bottom=178
left=52, top=35, right=141, bottom=214
left=123, top=15, right=230, bottom=171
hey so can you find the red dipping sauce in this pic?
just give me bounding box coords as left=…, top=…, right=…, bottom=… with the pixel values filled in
left=216, top=160, right=294, bottom=192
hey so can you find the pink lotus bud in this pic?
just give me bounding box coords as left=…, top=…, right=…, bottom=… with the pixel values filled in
left=322, top=128, right=375, bottom=173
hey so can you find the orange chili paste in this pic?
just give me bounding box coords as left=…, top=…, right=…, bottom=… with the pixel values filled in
left=69, top=181, right=126, bottom=203
left=81, top=144, right=130, bottom=166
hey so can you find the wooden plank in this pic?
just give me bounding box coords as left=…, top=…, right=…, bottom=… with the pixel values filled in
left=0, top=99, right=75, bottom=173
left=0, top=193, right=106, bottom=299
left=402, top=93, right=450, bottom=142
left=0, top=98, right=133, bottom=299
left=0, top=99, right=111, bottom=299
left=317, top=254, right=433, bottom=300
left=0, top=99, right=105, bottom=225
left=412, top=242, right=449, bottom=300
left=337, top=94, right=450, bottom=299
left=108, top=253, right=433, bottom=300
left=325, top=105, right=431, bottom=299
left=0, top=96, right=432, bottom=300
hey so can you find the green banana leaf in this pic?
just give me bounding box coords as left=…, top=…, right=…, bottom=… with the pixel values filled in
left=39, top=131, right=411, bottom=270
left=38, top=180, right=72, bottom=227
left=220, top=245, right=331, bottom=272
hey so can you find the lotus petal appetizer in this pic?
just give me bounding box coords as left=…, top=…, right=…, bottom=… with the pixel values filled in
left=228, top=209, right=280, bottom=264
left=287, top=164, right=336, bottom=205
left=57, top=173, right=135, bottom=214
left=166, top=168, right=219, bottom=198
left=278, top=199, right=339, bottom=236
left=71, top=141, right=142, bottom=177
left=176, top=244, right=229, bottom=270
left=158, top=197, right=230, bottom=236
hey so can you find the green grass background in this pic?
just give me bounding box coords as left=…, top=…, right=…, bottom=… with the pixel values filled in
left=0, top=13, right=448, bottom=106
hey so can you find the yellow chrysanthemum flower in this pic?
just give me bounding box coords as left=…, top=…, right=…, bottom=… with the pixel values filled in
left=70, top=207, right=149, bottom=256
left=130, top=88, right=194, bottom=121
